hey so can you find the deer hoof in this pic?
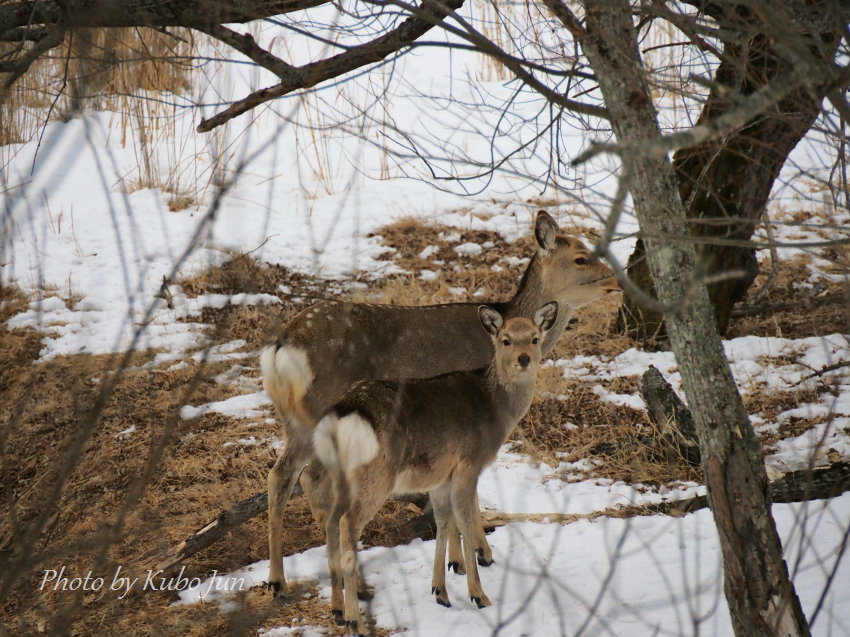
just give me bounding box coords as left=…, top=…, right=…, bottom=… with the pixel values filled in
left=476, top=549, right=494, bottom=567
left=432, top=586, right=451, bottom=607
left=332, top=609, right=345, bottom=625
left=471, top=594, right=491, bottom=609
left=448, top=561, right=465, bottom=574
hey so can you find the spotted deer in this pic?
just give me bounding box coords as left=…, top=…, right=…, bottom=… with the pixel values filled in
left=261, top=210, right=619, bottom=597
left=312, top=303, right=558, bottom=633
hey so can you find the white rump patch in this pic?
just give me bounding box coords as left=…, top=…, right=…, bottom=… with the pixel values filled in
left=313, top=412, right=379, bottom=480
left=313, top=414, right=340, bottom=469
left=260, top=344, right=313, bottom=411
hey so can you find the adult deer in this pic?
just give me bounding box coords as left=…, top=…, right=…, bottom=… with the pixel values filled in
left=262, top=210, right=619, bottom=597
left=313, top=303, right=558, bottom=634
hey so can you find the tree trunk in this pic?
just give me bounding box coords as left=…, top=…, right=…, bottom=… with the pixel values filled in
left=619, top=14, right=838, bottom=342
left=579, top=2, right=810, bottom=634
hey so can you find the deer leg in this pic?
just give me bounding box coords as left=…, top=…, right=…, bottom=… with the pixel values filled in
left=302, top=461, right=372, bottom=601
left=340, top=506, right=367, bottom=636
left=324, top=468, right=350, bottom=624
left=447, top=517, right=465, bottom=574
left=452, top=473, right=491, bottom=609
left=267, top=430, right=313, bottom=598
left=429, top=485, right=453, bottom=607
left=471, top=491, right=494, bottom=566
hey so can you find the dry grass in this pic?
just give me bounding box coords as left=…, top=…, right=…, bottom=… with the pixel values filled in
left=176, top=254, right=348, bottom=349
left=512, top=370, right=703, bottom=485
left=363, top=216, right=528, bottom=304
left=728, top=254, right=849, bottom=340
left=0, top=287, right=407, bottom=634
left=1, top=27, right=193, bottom=145
left=2, top=214, right=847, bottom=633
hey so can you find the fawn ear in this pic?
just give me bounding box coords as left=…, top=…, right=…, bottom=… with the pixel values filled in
left=534, top=301, right=559, bottom=333
left=534, top=210, right=559, bottom=254
left=478, top=305, right=504, bottom=337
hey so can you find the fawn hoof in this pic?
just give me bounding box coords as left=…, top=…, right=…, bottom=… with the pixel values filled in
left=471, top=594, right=491, bottom=609
left=344, top=619, right=364, bottom=636
left=476, top=548, right=494, bottom=567
left=432, top=586, right=451, bottom=607
left=448, top=561, right=465, bottom=574
left=332, top=609, right=345, bottom=625
left=356, top=587, right=374, bottom=602
left=266, top=580, right=287, bottom=599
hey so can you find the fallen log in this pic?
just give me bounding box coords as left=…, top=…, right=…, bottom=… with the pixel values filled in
left=156, top=461, right=850, bottom=573
left=638, top=364, right=701, bottom=465
left=155, top=489, right=275, bottom=572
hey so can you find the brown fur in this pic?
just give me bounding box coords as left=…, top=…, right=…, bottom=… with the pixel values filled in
left=262, top=210, right=620, bottom=595
left=315, top=305, right=557, bottom=631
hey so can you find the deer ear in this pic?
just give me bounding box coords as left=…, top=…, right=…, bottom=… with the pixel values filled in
left=534, top=210, right=559, bottom=253
left=534, top=301, right=559, bottom=333
left=478, top=305, right=503, bottom=337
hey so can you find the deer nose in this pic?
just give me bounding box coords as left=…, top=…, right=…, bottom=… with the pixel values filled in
left=518, top=353, right=531, bottom=368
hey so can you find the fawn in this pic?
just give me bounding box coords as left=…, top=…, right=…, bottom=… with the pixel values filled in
left=312, top=302, right=558, bottom=634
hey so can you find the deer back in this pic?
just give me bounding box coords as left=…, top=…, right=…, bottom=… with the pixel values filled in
left=270, top=212, right=618, bottom=422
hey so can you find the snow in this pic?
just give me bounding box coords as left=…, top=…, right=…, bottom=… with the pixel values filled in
left=3, top=6, right=849, bottom=636
left=177, top=494, right=850, bottom=637
left=454, top=242, right=484, bottom=256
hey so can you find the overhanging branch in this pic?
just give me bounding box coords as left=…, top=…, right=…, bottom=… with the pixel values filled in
left=196, top=0, right=466, bottom=132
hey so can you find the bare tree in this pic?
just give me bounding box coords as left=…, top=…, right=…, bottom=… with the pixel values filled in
left=2, top=1, right=849, bottom=635
left=551, top=1, right=809, bottom=633
left=618, top=0, right=845, bottom=341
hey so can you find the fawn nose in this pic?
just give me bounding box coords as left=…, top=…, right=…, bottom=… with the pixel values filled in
left=518, top=353, right=531, bottom=368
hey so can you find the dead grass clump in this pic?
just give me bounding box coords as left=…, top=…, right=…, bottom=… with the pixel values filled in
left=167, top=194, right=195, bottom=212
left=729, top=254, right=850, bottom=340
left=511, top=369, right=701, bottom=485
left=553, top=294, right=634, bottom=361
left=742, top=383, right=822, bottom=431
left=366, top=217, right=531, bottom=305
left=190, top=304, right=294, bottom=350
left=1, top=27, right=193, bottom=145
left=178, top=255, right=334, bottom=301
left=0, top=337, right=284, bottom=633
left=0, top=286, right=41, bottom=391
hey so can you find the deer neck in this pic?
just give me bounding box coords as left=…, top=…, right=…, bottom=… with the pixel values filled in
left=485, top=364, right=537, bottom=435
left=507, top=256, right=573, bottom=355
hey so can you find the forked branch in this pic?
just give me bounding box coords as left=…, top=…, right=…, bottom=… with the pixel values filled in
left=196, top=0, right=466, bottom=132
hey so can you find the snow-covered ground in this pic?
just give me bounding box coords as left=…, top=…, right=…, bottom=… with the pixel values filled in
left=3, top=7, right=849, bottom=636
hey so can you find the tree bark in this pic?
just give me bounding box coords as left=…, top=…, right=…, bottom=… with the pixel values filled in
left=578, top=1, right=810, bottom=634
left=619, top=8, right=840, bottom=342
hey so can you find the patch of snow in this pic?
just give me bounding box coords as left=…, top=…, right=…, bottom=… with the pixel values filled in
left=454, top=242, right=483, bottom=256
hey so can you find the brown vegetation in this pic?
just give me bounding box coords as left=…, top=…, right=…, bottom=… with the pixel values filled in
left=1, top=215, right=846, bottom=634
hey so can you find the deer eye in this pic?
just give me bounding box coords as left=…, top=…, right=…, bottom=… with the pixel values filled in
left=574, top=256, right=587, bottom=265
left=502, top=339, right=510, bottom=346
left=532, top=337, right=539, bottom=345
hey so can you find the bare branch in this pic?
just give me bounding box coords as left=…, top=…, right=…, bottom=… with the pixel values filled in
left=193, top=22, right=299, bottom=79
left=1, top=25, right=64, bottom=88
left=572, top=62, right=850, bottom=165
left=196, top=0, right=467, bottom=132
left=0, top=1, right=332, bottom=32
left=0, top=26, right=49, bottom=42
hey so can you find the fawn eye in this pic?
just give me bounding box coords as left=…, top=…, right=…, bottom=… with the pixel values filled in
left=502, top=339, right=510, bottom=346
left=532, top=337, right=539, bottom=345
left=574, top=256, right=587, bottom=265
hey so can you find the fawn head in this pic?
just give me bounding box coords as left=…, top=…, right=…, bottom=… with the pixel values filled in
left=534, top=210, right=620, bottom=308
left=479, top=301, right=558, bottom=382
